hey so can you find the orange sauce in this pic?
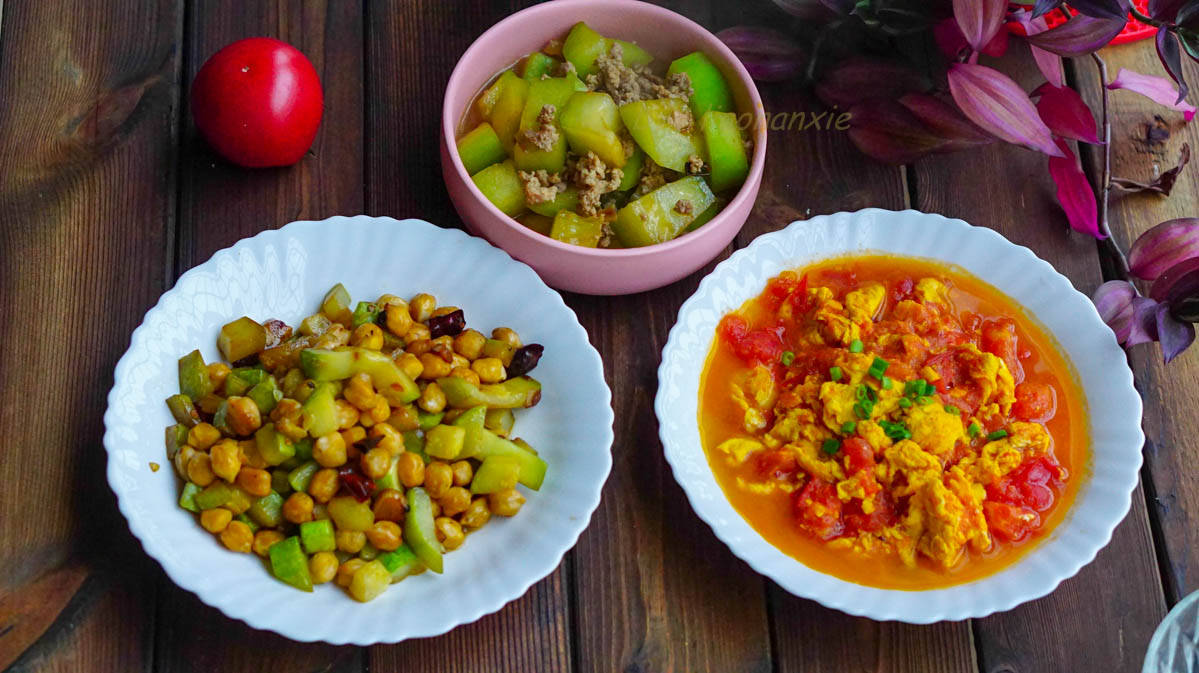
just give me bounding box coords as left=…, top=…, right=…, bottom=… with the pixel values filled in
left=698, top=255, right=1088, bottom=590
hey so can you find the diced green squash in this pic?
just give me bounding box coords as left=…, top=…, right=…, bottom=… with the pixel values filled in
left=255, top=423, right=295, bottom=467
left=299, top=313, right=332, bottom=337
left=560, top=92, right=626, bottom=167
left=328, top=495, right=375, bottom=532
left=300, top=348, right=420, bottom=405
left=247, top=375, right=283, bottom=415
left=550, top=211, right=604, bottom=247
left=165, top=423, right=188, bottom=460
left=351, top=301, right=382, bottom=329
left=685, top=196, right=726, bottom=233
left=224, top=366, right=267, bottom=396
left=520, top=75, right=585, bottom=130
left=178, top=350, right=213, bottom=401
left=700, top=111, right=749, bottom=193
left=227, top=486, right=254, bottom=515
left=321, top=283, right=353, bottom=326
left=269, top=536, right=313, bottom=592
left=476, top=74, right=506, bottom=120
left=271, top=468, right=292, bottom=495
left=294, top=437, right=314, bottom=462
left=619, top=98, right=704, bottom=172
left=451, top=406, right=488, bottom=459
left=300, top=519, right=336, bottom=553
left=417, top=409, right=444, bottom=432
left=349, top=559, right=391, bottom=602
left=179, top=482, right=202, bottom=513
left=617, top=147, right=645, bottom=192
left=563, top=22, right=609, bottom=78
left=288, top=460, right=320, bottom=492
left=517, top=212, right=554, bottom=236
left=470, top=455, right=522, bottom=494
left=402, top=430, right=428, bottom=462
left=212, top=399, right=234, bottom=436
left=195, top=482, right=234, bottom=510
left=527, top=187, right=580, bottom=218
left=236, top=512, right=260, bottom=533
left=437, top=376, right=543, bottom=409
left=301, top=382, right=339, bottom=437
left=613, top=175, right=716, bottom=247
left=166, top=394, right=199, bottom=427
left=487, top=71, right=528, bottom=152
left=218, top=316, right=267, bottom=363
left=473, top=431, right=547, bottom=490
left=404, top=487, right=443, bottom=573
left=471, top=160, right=527, bottom=217
left=248, top=491, right=284, bottom=528
left=484, top=408, right=515, bottom=437
left=374, top=453, right=401, bottom=490
left=379, top=545, right=423, bottom=582
left=425, top=424, right=466, bottom=460
left=667, top=51, right=735, bottom=119
left=513, top=139, right=567, bottom=173
left=457, top=123, right=508, bottom=175
left=520, top=51, right=560, bottom=81
left=481, top=338, right=516, bottom=363
left=612, top=39, right=652, bottom=68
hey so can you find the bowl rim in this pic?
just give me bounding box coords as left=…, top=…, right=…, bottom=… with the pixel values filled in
left=440, top=0, right=768, bottom=258
left=655, top=208, right=1145, bottom=623
left=103, top=215, right=615, bottom=643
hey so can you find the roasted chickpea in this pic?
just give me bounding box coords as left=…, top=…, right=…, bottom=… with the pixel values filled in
left=308, top=468, right=340, bottom=503
left=360, top=447, right=392, bottom=481
left=270, top=398, right=302, bottom=422
left=200, top=508, right=232, bottom=533
left=225, top=396, right=263, bottom=436
left=431, top=305, right=460, bottom=319
left=409, top=293, right=436, bottom=322
left=340, top=425, right=366, bottom=448
left=405, top=323, right=432, bottom=345
left=395, top=351, right=424, bottom=380
left=186, top=452, right=216, bottom=487
left=424, top=461, right=453, bottom=499
left=219, top=520, right=254, bottom=553
left=334, top=399, right=361, bottom=430
left=385, top=301, right=414, bottom=337
left=452, top=329, right=487, bottom=360
left=373, top=489, right=407, bottom=522
left=188, top=422, right=221, bottom=451
left=313, top=432, right=348, bottom=468
left=238, top=439, right=267, bottom=469
left=398, top=451, right=425, bottom=488
left=440, top=486, right=472, bottom=517
left=344, top=372, right=378, bottom=411
left=430, top=500, right=442, bottom=518
left=369, top=422, right=402, bottom=455
left=314, top=323, right=351, bottom=349
left=336, top=529, right=367, bottom=554
left=442, top=408, right=464, bottom=423
left=253, top=530, right=286, bottom=557
left=336, top=558, right=367, bottom=587
left=310, top=551, right=339, bottom=584
left=236, top=467, right=272, bottom=497
left=492, top=327, right=522, bottom=348
left=435, top=517, right=465, bottom=550
left=350, top=323, right=384, bottom=350
left=366, top=521, right=403, bottom=551
left=418, top=382, right=447, bottom=413
left=418, top=353, right=452, bottom=380
left=471, top=357, right=506, bottom=384
left=275, top=415, right=307, bottom=441
left=174, top=445, right=197, bottom=479
left=196, top=393, right=224, bottom=415
left=283, top=492, right=315, bottom=523
left=460, top=497, right=492, bottom=529
left=206, top=362, right=231, bottom=390
left=210, top=440, right=242, bottom=482
left=388, top=405, right=421, bottom=432
left=489, top=488, right=526, bottom=517
left=361, top=397, right=390, bottom=426
left=450, top=460, right=473, bottom=487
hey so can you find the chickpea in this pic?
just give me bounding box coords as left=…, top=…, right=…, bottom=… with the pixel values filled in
left=200, top=508, right=232, bottom=533
left=186, top=452, right=216, bottom=487
left=188, top=422, right=221, bottom=451
left=308, top=469, right=340, bottom=503
left=366, top=521, right=403, bottom=551
left=210, top=440, right=242, bottom=482
left=350, top=323, right=384, bottom=350
left=435, top=517, right=465, bottom=550
left=409, top=293, right=436, bottom=322
left=442, top=409, right=464, bottom=423
left=236, top=467, right=272, bottom=497
left=450, top=354, right=471, bottom=371
left=453, top=329, right=487, bottom=360
left=253, top=530, right=286, bottom=557
left=361, top=397, right=390, bottom=426
left=398, top=451, right=425, bottom=488
left=336, top=558, right=367, bottom=587
left=313, top=432, right=348, bottom=468
left=440, top=486, right=472, bottom=517
left=340, top=425, right=366, bottom=448
left=418, top=353, right=452, bottom=380
left=369, top=422, right=402, bottom=455
left=314, top=324, right=351, bottom=349
left=489, top=488, right=526, bottom=517
left=388, top=404, right=420, bottom=432
left=336, top=529, right=367, bottom=554
left=460, top=497, right=492, bottom=529
left=360, top=447, right=392, bottom=480
left=219, top=520, right=254, bottom=553
left=334, top=400, right=361, bottom=430
left=377, top=293, right=403, bottom=308
left=270, top=398, right=302, bottom=422
left=431, top=335, right=455, bottom=353
left=344, top=372, right=379, bottom=411
left=418, top=382, right=447, bottom=413
left=197, top=393, right=223, bottom=415
left=275, top=415, right=307, bottom=441
left=385, top=301, right=414, bottom=338
left=395, top=352, right=424, bottom=380
left=225, top=396, right=262, bottom=436
left=450, top=460, right=473, bottom=486
left=471, top=357, right=506, bottom=384
left=424, top=461, right=453, bottom=499
left=406, top=338, right=433, bottom=357
left=206, top=362, right=231, bottom=390
left=431, top=305, right=460, bottom=319
left=405, top=323, right=432, bottom=345
left=174, top=445, right=196, bottom=479
left=430, top=500, right=442, bottom=518
left=492, top=327, right=522, bottom=348
left=310, top=551, right=339, bottom=584
left=283, top=492, right=315, bottom=524
left=238, top=439, right=267, bottom=469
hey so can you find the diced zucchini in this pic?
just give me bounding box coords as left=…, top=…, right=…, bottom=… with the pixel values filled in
left=218, top=317, right=267, bottom=363
left=520, top=76, right=585, bottom=130
left=700, top=111, right=749, bottom=193
left=527, top=186, right=580, bottom=218
left=271, top=468, right=292, bottom=495
left=178, top=350, right=213, bottom=401
left=165, top=423, right=188, bottom=460
left=473, top=431, right=547, bottom=490
left=166, top=394, right=199, bottom=427
left=513, top=139, right=567, bottom=173
left=484, top=408, right=515, bottom=437
left=294, top=437, right=314, bottom=462
left=247, top=375, right=283, bottom=415
left=328, top=496, right=375, bottom=532
left=563, top=22, right=609, bottom=78
left=248, top=491, right=284, bottom=528
left=612, top=39, right=652, bottom=68
left=437, top=376, right=543, bottom=409
left=560, top=91, right=626, bottom=167
left=300, top=348, right=420, bottom=405
left=550, top=211, right=604, bottom=247
left=269, top=536, right=313, bottom=592
left=226, top=486, right=253, bottom=515
left=320, top=283, right=353, bottom=326
left=351, top=301, right=382, bottom=329
left=255, top=423, right=296, bottom=467
left=520, top=51, right=560, bottom=80
left=517, top=212, right=554, bottom=236
left=476, top=74, right=506, bottom=120
left=685, top=197, right=726, bottom=233
left=299, top=313, right=332, bottom=337
left=457, top=122, right=508, bottom=175
left=349, top=559, right=391, bottom=602
left=179, top=482, right=202, bottom=512
left=471, top=160, right=527, bottom=217
left=404, top=487, right=443, bottom=573
left=617, top=147, right=645, bottom=192
left=402, top=430, right=428, bottom=462
left=224, top=366, right=267, bottom=397
left=619, top=98, right=704, bottom=172
left=417, top=409, right=445, bottom=431
left=667, top=52, right=735, bottom=119
left=482, top=338, right=516, bottom=366
left=288, top=460, right=320, bottom=492
left=300, top=519, right=336, bottom=553
left=425, top=424, right=466, bottom=460
left=195, top=482, right=234, bottom=510
left=487, top=71, right=529, bottom=151
left=374, top=453, right=401, bottom=491
left=470, top=455, right=522, bottom=494
left=301, top=382, right=339, bottom=437
left=613, top=175, right=716, bottom=247
left=379, top=544, right=423, bottom=582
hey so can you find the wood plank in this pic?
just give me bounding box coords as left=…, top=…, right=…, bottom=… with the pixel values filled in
left=0, top=0, right=180, bottom=669
left=156, top=2, right=365, bottom=671
left=364, top=2, right=577, bottom=670
left=1075, top=42, right=1199, bottom=607
left=912, top=49, right=1166, bottom=673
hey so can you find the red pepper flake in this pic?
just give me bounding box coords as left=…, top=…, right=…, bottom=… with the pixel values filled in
left=338, top=466, right=376, bottom=502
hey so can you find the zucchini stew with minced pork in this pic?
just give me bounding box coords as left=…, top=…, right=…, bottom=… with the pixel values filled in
left=164, top=284, right=547, bottom=602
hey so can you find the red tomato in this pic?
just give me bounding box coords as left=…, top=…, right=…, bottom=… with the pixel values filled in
left=984, top=501, right=1040, bottom=542
left=987, top=456, right=1063, bottom=513
left=755, top=448, right=799, bottom=480
left=718, top=315, right=783, bottom=367
left=841, top=437, right=875, bottom=474
left=762, top=271, right=801, bottom=310
left=980, top=318, right=1024, bottom=383
left=844, top=491, right=896, bottom=535
left=890, top=277, right=914, bottom=303
left=793, top=479, right=844, bottom=540
left=191, top=38, right=324, bottom=167
left=1012, top=382, right=1057, bottom=422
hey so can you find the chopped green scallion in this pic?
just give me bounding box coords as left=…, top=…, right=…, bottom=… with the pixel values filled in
left=944, top=404, right=960, bottom=415
left=898, top=398, right=912, bottom=409
left=840, top=421, right=857, bottom=435
left=849, top=339, right=864, bottom=353
left=829, top=366, right=842, bottom=382
left=780, top=351, right=795, bottom=366
left=821, top=438, right=841, bottom=454
left=881, top=376, right=893, bottom=390
left=986, top=429, right=1009, bottom=441
left=968, top=422, right=982, bottom=438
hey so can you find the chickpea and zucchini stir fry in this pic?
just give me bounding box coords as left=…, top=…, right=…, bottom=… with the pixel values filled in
left=164, top=284, right=547, bottom=602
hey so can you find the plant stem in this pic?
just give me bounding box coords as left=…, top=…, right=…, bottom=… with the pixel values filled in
left=1129, top=5, right=1162, bottom=27
left=1091, top=52, right=1132, bottom=280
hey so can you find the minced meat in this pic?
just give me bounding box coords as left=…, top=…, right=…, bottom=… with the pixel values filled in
left=570, top=151, right=624, bottom=216
left=519, top=105, right=559, bottom=152
left=674, top=199, right=693, bottom=215
left=686, top=154, right=704, bottom=174
left=589, top=43, right=693, bottom=106
left=634, top=159, right=672, bottom=197
left=519, top=169, right=564, bottom=206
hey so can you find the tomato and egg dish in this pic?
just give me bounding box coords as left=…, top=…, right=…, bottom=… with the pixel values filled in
left=699, top=256, right=1086, bottom=589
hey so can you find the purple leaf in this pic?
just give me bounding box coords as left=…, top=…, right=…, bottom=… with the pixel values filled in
left=717, top=27, right=805, bottom=82
left=1025, top=14, right=1128, bottom=57
left=947, top=63, right=1064, bottom=156
left=934, top=17, right=970, bottom=58
left=1048, top=138, right=1102, bottom=237
left=815, top=58, right=928, bottom=108
left=1032, top=0, right=1065, bottom=18
left=953, top=0, right=1008, bottom=51
left=1151, top=257, right=1199, bottom=321
left=1156, top=27, right=1189, bottom=104
left=1108, top=68, right=1198, bottom=121
left=1068, top=0, right=1131, bottom=19
left=1033, top=83, right=1100, bottom=143
left=1111, top=143, right=1191, bottom=196
left=1093, top=279, right=1138, bottom=342
left=847, top=99, right=955, bottom=164
left=1128, top=295, right=1162, bottom=346
left=1132, top=218, right=1199, bottom=280
left=1149, top=0, right=1188, bottom=21
left=899, top=93, right=995, bottom=145
left=1016, top=13, right=1066, bottom=87
left=1156, top=304, right=1196, bottom=362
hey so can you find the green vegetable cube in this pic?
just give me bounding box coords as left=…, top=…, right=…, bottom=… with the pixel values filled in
left=700, top=111, right=749, bottom=193
left=179, top=482, right=202, bottom=513
left=518, top=213, right=554, bottom=236
left=527, top=186, right=580, bottom=218
left=379, top=544, right=423, bottom=582
left=425, top=424, right=466, bottom=460
left=472, top=431, right=547, bottom=490
left=417, top=410, right=445, bottom=432
left=320, top=283, right=353, bottom=326
left=485, top=71, right=528, bottom=151
left=287, top=460, right=320, bottom=492
left=471, top=160, right=527, bottom=217
left=300, top=519, right=336, bottom=553
left=224, top=366, right=267, bottom=397
left=484, top=408, right=515, bottom=437
left=255, top=423, right=295, bottom=467
left=350, top=301, right=381, bottom=329
left=268, top=536, right=313, bottom=592
left=177, top=350, right=213, bottom=401
left=560, top=91, right=626, bottom=167
left=513, top=139, right=567, bottom=173
left=617, top=147, right=645, bottom=192
left=520, top=51, right=560, bottom=81
left=451, top=406, right=488, bottom=459
left=349, top=559, right=391, bottom=602
left=550, top=211, right=604, bottom=247
left=667, top=51, right=735, bottom=119
left=218, top=317, right=267, bottom=364
left=194, top=482, right=234, bottom=510
left=613, top=175, right=716, bottom=247
left=437, top=376, right=543, bottom=409
left=457, top=123, right=508, bottom=175
left=562, top=22, right=609, bottom=78
left=619, top=98, right=704, bottom=172
left=300, top=347, right=419, bottom=405
left=248, top=491, right=284, bottom=528
left=611, top=39, right=652, bottom=68
left=470, top=455, right=522, bottom=494
left=328, top=496, right=375, bottom=532
left=166, top=394, right=198, bottom=427
left=247, top=375, right=283, bottom=415
left=404, top=487, right=443, bottom=573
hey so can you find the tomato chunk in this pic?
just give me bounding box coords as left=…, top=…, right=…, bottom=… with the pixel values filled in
left=718, top=315, right=784, bottom=367
left=987, top=456, right=1064, bottom=513
left=841, top=437, right=875, bottom=474
left=1012, top=382, right=1057, bottom=422
left=755, top=448, right=799, bottom=480
left=984, top=501, right=1040, bottom=542
left=844, top=491, right=896, bottom=535
left=762, top=271, right=802, bottom=310
left=794, top=479, right=843, bottom=540
left=980, top=318, right=1024, bottom=383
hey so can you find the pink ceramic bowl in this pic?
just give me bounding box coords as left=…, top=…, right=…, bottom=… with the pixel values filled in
left=440, top=0, right=767, bottom=295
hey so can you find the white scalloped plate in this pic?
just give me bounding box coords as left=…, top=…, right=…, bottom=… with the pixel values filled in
left=104, top=216, right=613, bottom=643
left=657, top=209, right=1144, bottom=623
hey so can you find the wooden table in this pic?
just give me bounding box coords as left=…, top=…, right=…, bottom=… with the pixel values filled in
left=1, top=1, right=1195, bottom=671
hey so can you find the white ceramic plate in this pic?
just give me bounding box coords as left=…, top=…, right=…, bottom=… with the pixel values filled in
left=657, top=209, right=1144, bottom=623
left=104, top=216, right=613, bottom=643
